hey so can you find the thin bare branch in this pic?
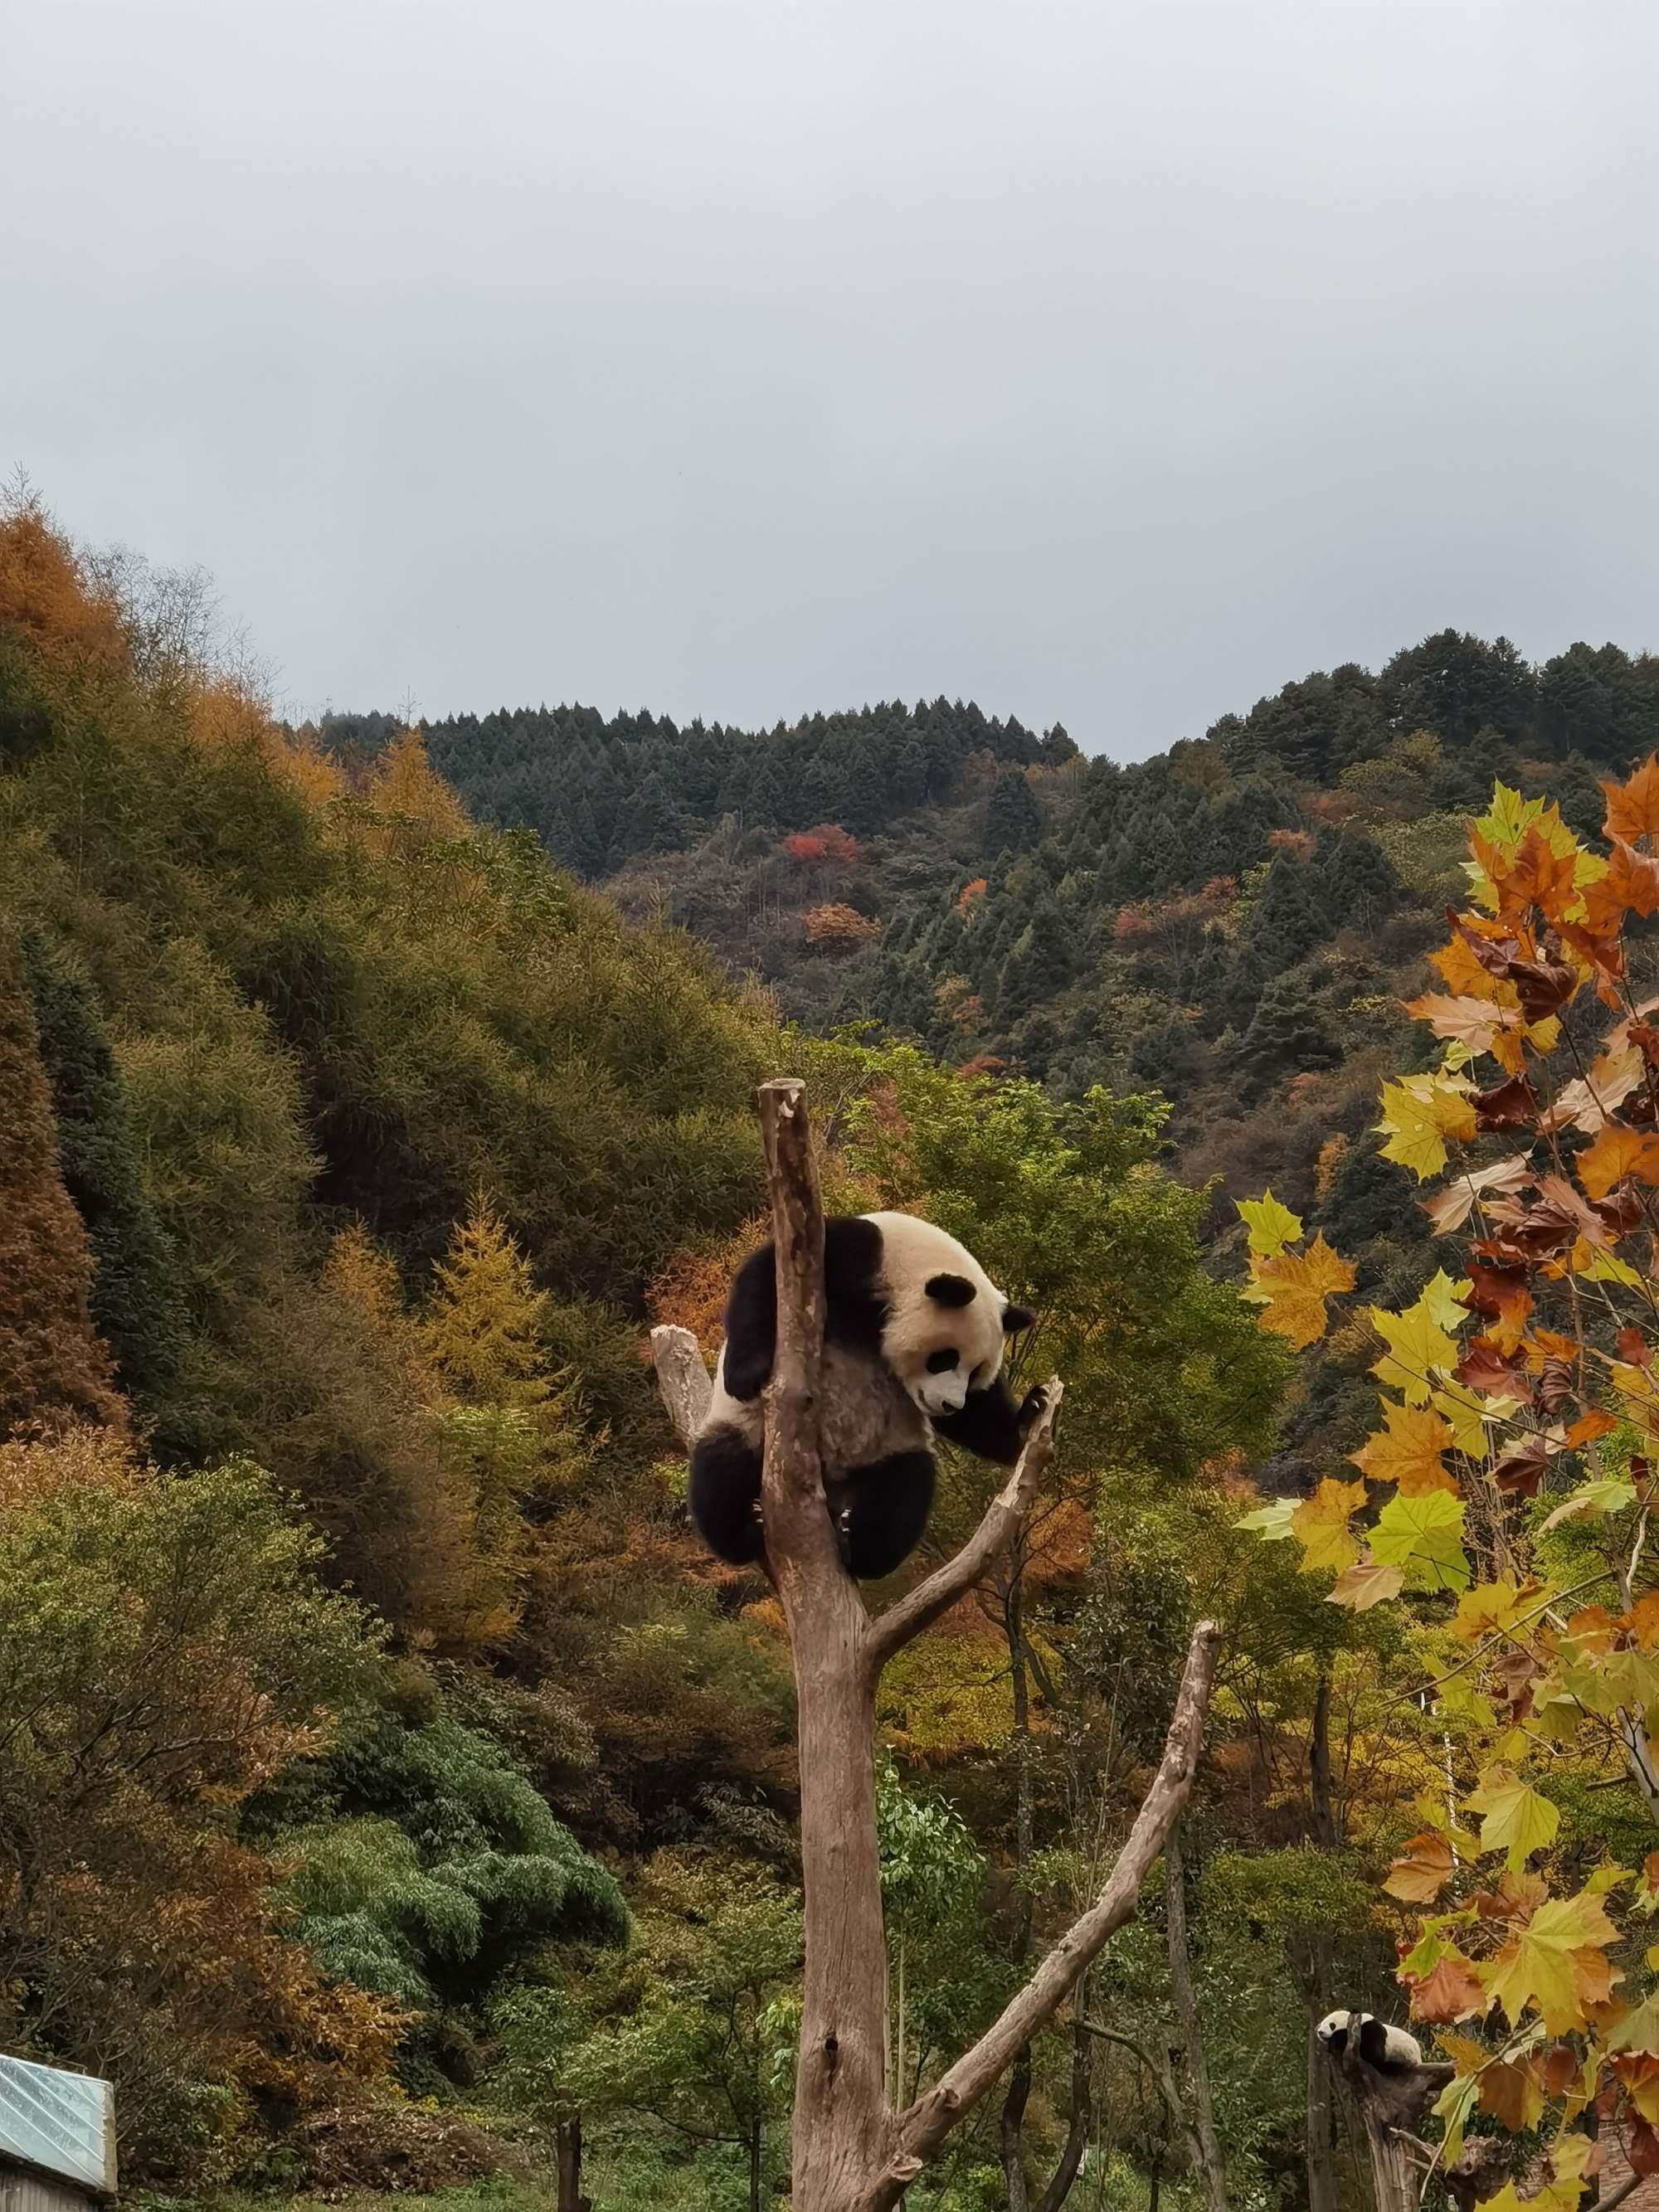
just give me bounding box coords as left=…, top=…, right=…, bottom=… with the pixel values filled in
left=650, top=1323, right=713, bottom=1445
left=865, top=1382, right=1063, bottom=1680
left=885, top=1619, right=1221, bottom=2187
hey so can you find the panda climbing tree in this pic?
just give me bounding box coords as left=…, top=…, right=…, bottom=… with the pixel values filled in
left=688, top=1209, right=1048, bottom=1578
left=649, top=1077, right=1225, bottom=2212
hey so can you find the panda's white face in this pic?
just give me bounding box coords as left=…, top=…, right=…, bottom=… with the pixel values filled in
left=863, top=1213, right=1032, bottom=1419
left=911, top=1344, right=995, bottom=1418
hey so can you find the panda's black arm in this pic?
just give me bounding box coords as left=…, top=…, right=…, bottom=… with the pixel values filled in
left=720, top=1242, right=778, bottom=1400
left=721, top=1217, right=888, bottom=1400
left=932, top=1378, right=1044, bottom=1466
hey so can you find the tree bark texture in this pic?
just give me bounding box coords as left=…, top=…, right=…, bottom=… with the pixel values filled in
left=555, top=2116, right=591, bottom=2212
left=1165, top=1824, right=1230, bottom=2212
left=651, top=1077, right=1221, bottom=2212
left=1305, top=1674, right=1337, bottom=2212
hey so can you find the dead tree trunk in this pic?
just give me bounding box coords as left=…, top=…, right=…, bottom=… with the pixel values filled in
left=1165, top=1824, right=1229, bottom=2212
left=1305, top=1672, right=1338, bottom=2212
left=1322, top=2045, right=1454, bottom=2212
left=651, top=1077, right=1221, bottom=2212
left=554, top=2117, right=591, bottom=2212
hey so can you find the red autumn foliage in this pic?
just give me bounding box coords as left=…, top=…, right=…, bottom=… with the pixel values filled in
left=783, top=823, right=862, bottom=864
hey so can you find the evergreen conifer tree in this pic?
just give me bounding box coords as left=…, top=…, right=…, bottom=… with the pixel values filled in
left=984, top=768, right=1043, bottom=856
left=22, top=932, right=184, bottom=1409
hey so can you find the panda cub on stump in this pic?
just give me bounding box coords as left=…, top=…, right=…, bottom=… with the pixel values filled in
left=1315, top=2012, right=1423, bottom=2074
left=689, top=1211, right=1044, bottom=1579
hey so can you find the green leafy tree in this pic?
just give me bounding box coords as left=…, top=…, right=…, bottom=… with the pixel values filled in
left=267, top=1702, right=625, bottom=2093
left=551, top=1852, right=802, bottom=2212
left=878, top=1762, right=991, bottom=2104
left=0, top=1429, right=393, bottom=2176
left=0, top=927, right=120, bottom=1434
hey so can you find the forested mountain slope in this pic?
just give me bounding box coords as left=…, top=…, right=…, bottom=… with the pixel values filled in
left=16, top=493, right=1659, bottom=2212
left=2, top=501, right=1315, bottom=2210
left=367, top=634, right=1659, bottom=1328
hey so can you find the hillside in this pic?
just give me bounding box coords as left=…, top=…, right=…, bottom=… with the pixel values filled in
left=2, top=501, right=1306, bottom=2210
left=327, top=635, right=1659, bottom=1491
left=17, top=498, right=1659, bottom=2211
left=329, top=634, right=1659, bottom=1258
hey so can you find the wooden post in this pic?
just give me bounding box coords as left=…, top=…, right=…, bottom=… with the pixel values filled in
left=652, top=1077, right=1222, bottom=2212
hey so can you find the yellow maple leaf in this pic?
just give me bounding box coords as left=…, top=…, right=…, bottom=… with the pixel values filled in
left=1350, top=1398, right=1458, bottom=1495
left=1486, top=1889, right=1620, bottom=2035
left=1372, top=1296, right=1462, bottom=1404
left=1466, top=1767, right=1562, bottom=1869
left=1246, top=1234, right=1355, bottom=1349
left=1236, top=1191, right=1303, bottom=1257
left=1291, top=1477, right=1365, bottom=1574
left=1377, top=1073, right=1479, bottom=1181
left=1434, top=1378, right=1504, bottom=1451
left=1448, top=1576, right=1551, bottom=1646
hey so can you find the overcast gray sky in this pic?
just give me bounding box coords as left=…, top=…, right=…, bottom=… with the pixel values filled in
left=7, top=0, right=1659, bottom=756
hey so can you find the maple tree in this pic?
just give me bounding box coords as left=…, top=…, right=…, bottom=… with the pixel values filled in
left=1240, top=761, right=1659, bottom=2195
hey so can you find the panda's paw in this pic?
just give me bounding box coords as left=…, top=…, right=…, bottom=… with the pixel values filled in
left=1018, top=1383, right=1051, bottom=1436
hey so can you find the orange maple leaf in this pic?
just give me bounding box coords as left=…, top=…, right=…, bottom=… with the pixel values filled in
left=1350, top=1399, right=1459, bottom=1495
left=1385, top=1829, right=1456, bottom=1905
left=1584, top=839, right=1659, bottom=931
left=1604, top=756, right=1659, bottom=843
left=1408, top=1951, right=1489, bottom=2025
left=1506, top=825, right=1580, bottom=922
left=1577, top=1120, right=1659, bottom=1201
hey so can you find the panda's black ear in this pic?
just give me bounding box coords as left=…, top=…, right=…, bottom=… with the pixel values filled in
left=1002, top=1303, right=1036, bottom=1334
left=926, top=1272, right=976, bottom=1309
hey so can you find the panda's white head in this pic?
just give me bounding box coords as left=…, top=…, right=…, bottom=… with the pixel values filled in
left=864, top=1212, right=1034, bottom=1418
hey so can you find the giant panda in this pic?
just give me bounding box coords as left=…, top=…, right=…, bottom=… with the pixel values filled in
left=1316, top=2012, right=1423, bottom=2074
left=688, top=1211, right=1044, bottom=1578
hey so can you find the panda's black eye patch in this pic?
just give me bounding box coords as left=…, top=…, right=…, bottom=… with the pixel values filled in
left=926, top=1349, right=960, bottom=1374
left=926, top=1272, right=976, bottom=1308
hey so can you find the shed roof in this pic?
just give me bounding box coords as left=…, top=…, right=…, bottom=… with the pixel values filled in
left=0, top=2054, right=116, bottom=2195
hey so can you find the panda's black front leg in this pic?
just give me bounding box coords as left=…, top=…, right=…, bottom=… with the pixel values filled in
left=688, top=1430, right=767, bottom=1564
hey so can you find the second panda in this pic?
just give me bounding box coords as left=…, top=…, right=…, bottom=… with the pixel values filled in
left=689, top=1211, right=1045, bottom=1578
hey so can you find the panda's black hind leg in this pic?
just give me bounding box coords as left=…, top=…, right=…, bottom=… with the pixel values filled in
left=688, top=1430, right=766, bottom=1564
left=837, top=1451, right=937, bottom=1579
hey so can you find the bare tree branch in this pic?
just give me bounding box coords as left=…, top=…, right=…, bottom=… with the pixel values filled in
left=886, top=1620, right=1221, bottom=2190
left=1078, top=2020, right=1198, bottom=2154
left=650, top=1323, right=713, bottom=1445
left=865, top=1383, right=1063, bottom=1679
left=752, top=1080, right=895, bottom=2206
